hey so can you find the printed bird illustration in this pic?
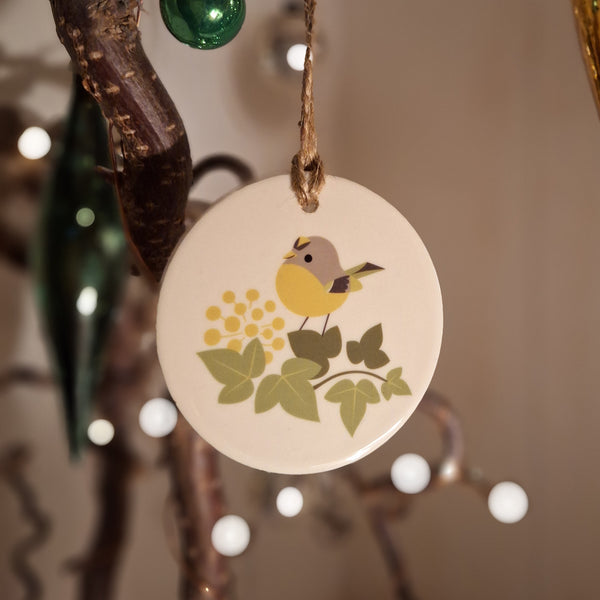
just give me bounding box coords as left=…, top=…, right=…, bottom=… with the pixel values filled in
left=276, top=236, right=383, bottom=332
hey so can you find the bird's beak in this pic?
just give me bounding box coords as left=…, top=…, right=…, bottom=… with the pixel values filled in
left=283, top=251, right=296, bottom=259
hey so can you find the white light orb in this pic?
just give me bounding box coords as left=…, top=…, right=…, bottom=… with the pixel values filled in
left=76, top=207, right=95, bottom=227
left=211, top=515, right=250, bottom=557
left=17, top=126, right=51, bottom=160
left=391, top=453, right=431, bottom=494
left=488, top=481, right=528, bottom=524
left=286, top=43, right=307, bottom=71
left=276, top=486, right=304, bottom=517
left=139, top=397, right=178, bottom=438
left=76, top=286, right=98, bottom=316
left=87, top=419, right=114, bottom=446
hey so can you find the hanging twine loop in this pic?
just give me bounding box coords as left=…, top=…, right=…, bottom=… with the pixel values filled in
left=291, top=0, right=325, bottom=213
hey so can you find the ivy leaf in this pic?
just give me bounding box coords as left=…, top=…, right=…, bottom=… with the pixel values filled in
left=325, top=379, right=380, bottom=436
left=197, top=338, right=265, bottom=404
left=288, top=326, right=342, bottom=377
left=243, top=337, right=266, bottom=378
left=381, top=367, right=411, bottom=401
left=219, top=379, right=255, bottom=405
left=255, top=358, right=321, bottom=421
left=346, top=324, right=390, bottom=369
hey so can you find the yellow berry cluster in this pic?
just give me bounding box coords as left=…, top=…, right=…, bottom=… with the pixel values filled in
left=203, top=289, right=286, bottom=363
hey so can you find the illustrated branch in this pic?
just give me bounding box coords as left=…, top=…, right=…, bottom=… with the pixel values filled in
left=312, top=370, right=387, bottom=390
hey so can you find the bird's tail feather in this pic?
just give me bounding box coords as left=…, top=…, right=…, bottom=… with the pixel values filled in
left=345, top=262, right=384, bottom=278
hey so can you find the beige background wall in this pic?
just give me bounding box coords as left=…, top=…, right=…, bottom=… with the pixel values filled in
left=1, top=1, right=599, bottom=598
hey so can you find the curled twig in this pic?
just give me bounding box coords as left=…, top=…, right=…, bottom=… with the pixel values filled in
left=0, top=445, right=52, bottom=600
left=0, top=367, right=54, bottom=391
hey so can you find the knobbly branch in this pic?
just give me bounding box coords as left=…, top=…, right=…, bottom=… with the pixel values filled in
left=48, top=0, right=192, bottom=282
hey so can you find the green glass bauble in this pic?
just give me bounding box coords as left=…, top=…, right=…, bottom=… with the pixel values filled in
left=160, top=0, right=245, bottom=49
left=32, top=75, right=128, bottom=458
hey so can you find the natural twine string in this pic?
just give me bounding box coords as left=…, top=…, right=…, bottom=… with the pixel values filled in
left=291, top=0, right=325, bottom=213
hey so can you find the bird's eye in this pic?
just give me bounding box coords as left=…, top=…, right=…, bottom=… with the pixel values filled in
left=304, top=254, right=313, bottom=263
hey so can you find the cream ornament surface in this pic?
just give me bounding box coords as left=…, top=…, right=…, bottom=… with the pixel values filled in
left=157, top=175, right=443, bottom=474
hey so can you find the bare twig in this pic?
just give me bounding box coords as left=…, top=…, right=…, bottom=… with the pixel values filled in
left=73, top=432, right=137, bottom=600
left=346, top=388, right=477, bottom=599
left=165, top=419, right=230, bottom=600
left=192, top=155, right=254, bottom=187
left=68, top=280, right=151, bottom=600
left=0, top=368, right=53, bottom=391
left=367, top=510, right=418, bottom=600
left=0, top=445, right=52, bottom=600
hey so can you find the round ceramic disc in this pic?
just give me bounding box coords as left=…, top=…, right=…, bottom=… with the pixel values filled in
left=157, top=175, right=443, bottom=474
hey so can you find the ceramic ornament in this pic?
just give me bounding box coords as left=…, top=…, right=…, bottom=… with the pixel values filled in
left=156, top=175, right=443, bottom=474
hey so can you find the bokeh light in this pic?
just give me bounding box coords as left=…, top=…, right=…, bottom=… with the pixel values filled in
left=276, top=486, right=304, bottom=517
left=76, top=286, right=98, bottom=316
left=17, top=126, right=51, bottom=159
left=139, top=397, right=178, bottom=438
left=286, top=43, right=307, bottom=71
left=488, top=482, right=528, bottom=524
left=211, top=515, right=250, bottom=557
left=87, top=419, right=114, bottom=446
left=390, top=453, right=431, bottom=494
left=75, top=207, right=95, bottom=227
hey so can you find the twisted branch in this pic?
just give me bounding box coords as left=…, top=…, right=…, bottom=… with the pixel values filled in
left=48, top=0, right=192, bottom=281
left=0, top=445, right=52, bottom=600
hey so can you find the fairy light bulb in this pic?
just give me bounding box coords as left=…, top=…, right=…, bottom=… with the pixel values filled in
left=276, top=486, right=304, bottom=517
left=488, top=482, right=528, bottom=523
left=211, top=515, right=250, bottom=556
left=17, top=126, right=51, bottom=159
left=391, top=453, right=431, bottom=494
left=139, top=397, right=178, bottom=438
left=87, top=419, right=114, bottom=446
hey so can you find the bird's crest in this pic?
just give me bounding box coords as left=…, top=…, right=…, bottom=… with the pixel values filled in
left=293, top=236, right=311, bottom=251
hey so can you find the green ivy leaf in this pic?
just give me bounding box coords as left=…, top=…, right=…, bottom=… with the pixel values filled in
left=243, top=337, right=266, bottom=379
left=381, top=367, right=411, bottom=400
left=219, top=379, right=255, bottom=405
left=288, top=326, right=342, bottom=377
left=197, top=338, right=265, bottom=404
left=346, top=324, right=390, bottom=369
left=255, top=358, right=321, bottom=421
left=325, top=379, right=380, bottom=436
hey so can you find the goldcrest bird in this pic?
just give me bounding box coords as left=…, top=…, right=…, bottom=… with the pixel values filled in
left=276, top=236, right=383, bottom=331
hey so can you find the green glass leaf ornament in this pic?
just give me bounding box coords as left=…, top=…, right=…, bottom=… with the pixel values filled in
left=32, top=75, right=128, bottom=458
left=160, top=0, right=246, bottom=49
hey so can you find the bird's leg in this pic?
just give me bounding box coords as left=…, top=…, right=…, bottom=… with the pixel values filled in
left=321, top=314, right=330, bottom=336
left=299, top=316, right=309, bottom=330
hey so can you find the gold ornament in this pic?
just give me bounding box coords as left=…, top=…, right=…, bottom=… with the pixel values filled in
left=573, top=0, right=600, bottom=115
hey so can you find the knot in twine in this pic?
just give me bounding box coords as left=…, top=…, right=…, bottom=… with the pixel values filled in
left=290, top=0, right=324, bottom=213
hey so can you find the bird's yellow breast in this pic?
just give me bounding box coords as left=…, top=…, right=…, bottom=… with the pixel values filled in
left=276, top=264, right=347, bottom=317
